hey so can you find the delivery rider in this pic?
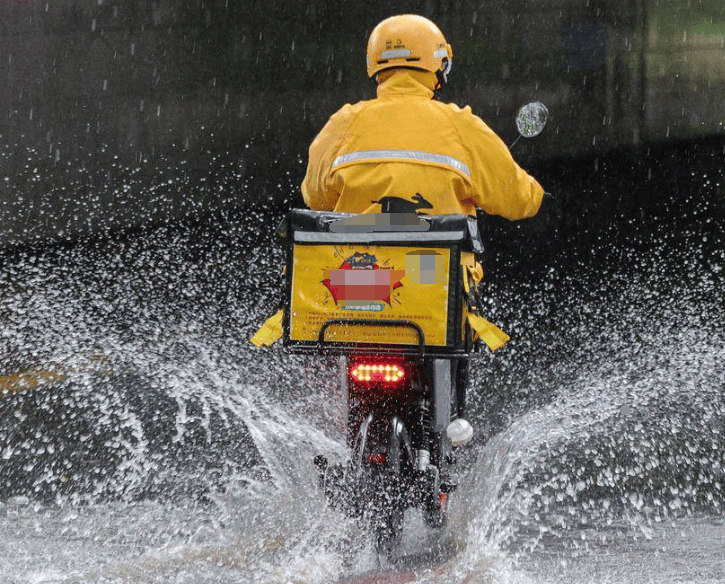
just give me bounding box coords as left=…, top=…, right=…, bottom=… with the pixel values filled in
left=301, top=14, right=545, bottom=447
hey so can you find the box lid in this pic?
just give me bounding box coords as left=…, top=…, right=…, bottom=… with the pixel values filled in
left=287, top=210, right=483, bottom=253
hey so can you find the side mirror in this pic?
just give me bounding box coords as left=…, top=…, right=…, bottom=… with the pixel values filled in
left=510, top=101, right=549, bottom=149
left=515, top=101, right=549, bottom=138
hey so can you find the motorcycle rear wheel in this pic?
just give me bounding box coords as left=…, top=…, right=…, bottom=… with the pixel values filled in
left=366, top=471, right=405, bottom=556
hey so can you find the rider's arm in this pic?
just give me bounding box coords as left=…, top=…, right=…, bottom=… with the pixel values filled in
left=301, top=106, right=354, bottom=211
left=457, top=107, right=544, bottom=220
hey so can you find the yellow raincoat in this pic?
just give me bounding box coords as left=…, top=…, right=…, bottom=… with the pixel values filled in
left=302, top=69, right=544, bottom=219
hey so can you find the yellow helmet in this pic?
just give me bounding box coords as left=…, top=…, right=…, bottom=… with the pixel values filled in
left=366, top=15, right=453, bottom=83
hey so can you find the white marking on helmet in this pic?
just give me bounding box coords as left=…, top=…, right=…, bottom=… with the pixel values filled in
left=433, top=48, right=449, bottom=59
left=380, top=49, right=412, bottom=59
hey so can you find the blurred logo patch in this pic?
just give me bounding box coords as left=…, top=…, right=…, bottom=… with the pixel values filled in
left=322, top=252, right=404, bottom=311
left=404, top=250, right=446, bottom=285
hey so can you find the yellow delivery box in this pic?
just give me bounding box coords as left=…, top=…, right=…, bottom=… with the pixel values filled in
left=282, top=210, right=484, bottom=354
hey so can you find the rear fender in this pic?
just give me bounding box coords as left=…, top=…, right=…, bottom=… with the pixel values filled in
left=354, top=412, right=414, bottom=474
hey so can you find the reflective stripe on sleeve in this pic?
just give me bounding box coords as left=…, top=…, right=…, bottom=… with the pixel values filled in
left=332, top=149, right=471, bottom=179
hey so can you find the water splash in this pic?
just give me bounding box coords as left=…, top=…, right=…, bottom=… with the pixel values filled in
left=1, top=206, right=724, bottom=582
left=439, top=228, right=725, bottom=583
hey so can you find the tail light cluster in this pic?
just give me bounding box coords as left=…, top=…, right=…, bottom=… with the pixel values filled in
left=349, top=361, right=405, bottom=385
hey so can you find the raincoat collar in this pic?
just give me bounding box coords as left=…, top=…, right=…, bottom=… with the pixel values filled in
left=376, top=70, right=436, bottom=100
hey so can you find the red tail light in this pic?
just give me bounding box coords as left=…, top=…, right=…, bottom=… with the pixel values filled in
left=367, top=453, right=386, bottom=464
left=349, top=362, right=405, bottom=385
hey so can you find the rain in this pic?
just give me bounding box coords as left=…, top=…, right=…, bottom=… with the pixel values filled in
left=1, top=1, right=725, bottom=583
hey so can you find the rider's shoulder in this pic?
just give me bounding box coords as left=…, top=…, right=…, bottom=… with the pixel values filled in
left=437, top=101, right=496, bottom=134
left=437, top=100, right=470, bottom=113
left=323, top=99, right=375, bottom=129
left=335, top=98, right=376, bottom=116
left=436, top=101, right=481, bottom=121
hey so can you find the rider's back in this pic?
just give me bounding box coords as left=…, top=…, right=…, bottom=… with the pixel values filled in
left=302, top=69, right=543, bottom=220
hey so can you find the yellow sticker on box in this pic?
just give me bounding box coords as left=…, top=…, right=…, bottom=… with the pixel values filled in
left=289, top=244, right=451, bottom=346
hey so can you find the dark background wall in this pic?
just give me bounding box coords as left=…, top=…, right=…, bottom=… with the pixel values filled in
left=1, top=0, right=724, bottom=246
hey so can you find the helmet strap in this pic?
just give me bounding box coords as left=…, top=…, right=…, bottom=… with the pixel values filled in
left=435, top=70, right=446, bottom=93
left=434, top=58, right=452, bottom=93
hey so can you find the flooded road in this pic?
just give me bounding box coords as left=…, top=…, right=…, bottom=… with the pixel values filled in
left=1, top=147, right=724, bottom=582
